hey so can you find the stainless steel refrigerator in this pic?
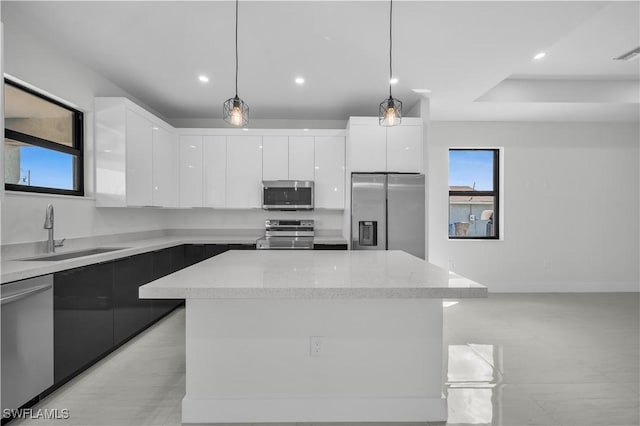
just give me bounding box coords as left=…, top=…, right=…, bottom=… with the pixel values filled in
left=351, top=173, right=425, bottom=259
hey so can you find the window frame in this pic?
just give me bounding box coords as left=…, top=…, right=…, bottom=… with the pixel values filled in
left=448, top=148, right=499, bottom=240
left=4, top=78, right=84, bottom=196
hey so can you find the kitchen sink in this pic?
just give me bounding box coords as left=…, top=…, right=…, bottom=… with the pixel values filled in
left=19, top=247, right=129, bottom=261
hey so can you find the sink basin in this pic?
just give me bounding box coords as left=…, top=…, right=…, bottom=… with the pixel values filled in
left=20, top=247, right=129, bottom=261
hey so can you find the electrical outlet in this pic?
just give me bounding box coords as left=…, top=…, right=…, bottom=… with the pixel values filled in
left=310, top=336, right=322, bottom=357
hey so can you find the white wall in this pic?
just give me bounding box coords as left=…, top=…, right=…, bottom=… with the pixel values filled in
left=0, top=15, right=172, bottom=245
left=165, top=208, right=343, bottom=232
left=428, top=121, right=639, bottom=292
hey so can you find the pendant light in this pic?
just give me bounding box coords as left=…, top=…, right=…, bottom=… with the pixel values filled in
left=379, top=0, right=402, bottom=126
left=223, top=0, right=249, bottom=127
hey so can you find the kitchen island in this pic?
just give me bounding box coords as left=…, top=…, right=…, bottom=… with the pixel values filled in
left=139, top=250, right=487, bottom=424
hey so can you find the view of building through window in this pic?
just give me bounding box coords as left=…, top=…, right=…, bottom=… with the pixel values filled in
left=449, top=149, right=499, bottom=239
left=4, top=79, right=83, bottom=195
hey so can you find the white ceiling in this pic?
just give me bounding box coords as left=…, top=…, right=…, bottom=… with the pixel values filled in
left=3, top=1, right=639, bottom=123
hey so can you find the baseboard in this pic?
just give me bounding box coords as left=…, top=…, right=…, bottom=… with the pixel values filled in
left=486, top=281, right=639, bottom=293
left=182, top=396, right=447, bottom=423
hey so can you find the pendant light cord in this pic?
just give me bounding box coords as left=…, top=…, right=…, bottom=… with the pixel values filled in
left=235, top=0, right=239, bottom=97
left=389, top=0, right=393, bottom=99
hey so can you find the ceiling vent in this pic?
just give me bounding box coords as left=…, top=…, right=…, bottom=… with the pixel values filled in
left=614, top=47, right=640, bottom=61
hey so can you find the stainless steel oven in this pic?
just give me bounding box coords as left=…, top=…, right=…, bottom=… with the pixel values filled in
left=256, top=219, right=314, bottom=249
left=262, top=180, right=314, bottom=210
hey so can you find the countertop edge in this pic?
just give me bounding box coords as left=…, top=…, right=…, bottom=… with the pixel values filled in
left=139, top=286, right=488, bottom=300
left=2, top=236, right=348, bottom=284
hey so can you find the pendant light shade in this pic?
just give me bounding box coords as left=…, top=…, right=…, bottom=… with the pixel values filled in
left=379, top=0, right=401, bottom=126
left=223, top=0, right=249, bottom=127
left=379, top=96, right=402, bottom=127
left=223, top=95, right=248, bottom=127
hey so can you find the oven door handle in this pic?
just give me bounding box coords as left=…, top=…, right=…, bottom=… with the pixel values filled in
left=1, top=283, right=53, bottom=305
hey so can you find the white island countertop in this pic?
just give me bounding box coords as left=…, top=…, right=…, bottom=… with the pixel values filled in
left=140, top=250, right=487, bottom=299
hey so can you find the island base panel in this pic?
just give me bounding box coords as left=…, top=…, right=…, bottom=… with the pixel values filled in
left=183, top=298, right=446, bottom=423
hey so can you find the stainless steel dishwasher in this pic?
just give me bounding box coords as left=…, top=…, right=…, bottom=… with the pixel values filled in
left=1, top=274, right=54, bottom=412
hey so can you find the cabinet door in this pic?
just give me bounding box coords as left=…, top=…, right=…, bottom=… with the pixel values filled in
left=113, top=253, right=154, bottom=345
left=169, top=245, right=185, bottom=272
left=151, top=249, right=180, bottom=318
left=54, top=263, right=114, bottom=383
left=226, top=136, right=263, bottom=208
left=125, top=109, right=153, bottom=206
left=203, top=136, right=227, bottom=208
left=184, top=244, right=207, bottom=266
left=386, top=125, right=423, bottom=173
left=152, top=126, right=178, bottom=207
left=349, top=124, right=386, bottom=172
left=288, top=136, right=315, bottom=180
left=314, top=136, right=345, bottom=209
left=262, top=136, right=289, bottom=180
left=179, top=135, right=203, bottom=207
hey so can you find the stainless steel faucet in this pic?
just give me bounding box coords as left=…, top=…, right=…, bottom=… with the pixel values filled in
left=44, top=204, right=65, bottom=253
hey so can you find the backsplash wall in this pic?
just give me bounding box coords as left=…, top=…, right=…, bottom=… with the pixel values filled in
left=164, top=209, right=345, bottom=233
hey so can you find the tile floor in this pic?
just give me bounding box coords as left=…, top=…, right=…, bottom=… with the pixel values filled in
left=9, top=293, right=640, bottom=426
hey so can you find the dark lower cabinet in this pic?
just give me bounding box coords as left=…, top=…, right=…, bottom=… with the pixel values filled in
left=184, top=244, right=207, bottom=267
left=113, top=253, right=154, bottom=345
left=51, top=243, right=250, bottom=388
left=205, top=244, right=230, bottom=258
left=169, top=245, right=185, bottom=271
left=227, top=243, right=257, bottom=250
left=54, top=262, right=114, bottom=383
left=314, top=244, right=348, bottom=250
left=152, top=248, right=183, bottom=317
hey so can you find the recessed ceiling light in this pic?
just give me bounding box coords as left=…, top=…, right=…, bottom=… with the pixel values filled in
left=533, top=52, right=546, bottom=60
left=303, top=128, right=309, bottom=132
left=390, top=77, right=399, bottom=85
left=198, top=75, right=209, bottom=83
left=295, top=77, right=305, bottom=85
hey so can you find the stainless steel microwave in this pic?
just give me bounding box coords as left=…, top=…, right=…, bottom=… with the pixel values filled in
left=262, top=180, right=314, bottom=210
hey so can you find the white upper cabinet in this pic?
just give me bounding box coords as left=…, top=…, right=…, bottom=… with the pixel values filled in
left=386, top=125, right=423, bottom=173
left=95, top=97, right=176, bottom=207
left=226, top=136, right=263, bottom=208
left=347, top=117, right=423, bottom=173
left=152, top=125, right=178, bottom=207
left=262, top=136, right=289, bottom=181
left=314, top=136, right=345, bottom=209
left=124, top=109, right=153, bottom=206
left=179, top=135, right=203, bottom=208
left=203, top=136, right=227, bottom=208
left=349, top=124, right=387, bottom=172
left=288, top=136, right=315, bottom=180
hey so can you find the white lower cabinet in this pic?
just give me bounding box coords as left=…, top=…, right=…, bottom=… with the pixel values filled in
left=152, top=126, right=178, bottom=208
left=179, top=136, right=203, bottom=207
left=314, top=136, right=345, bottom=209
left=226, top=136, right=263, bottom=208
left=203, top=136, right=227, bottom=208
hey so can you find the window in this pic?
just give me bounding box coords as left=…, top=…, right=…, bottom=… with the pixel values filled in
left=4, top=79, right=84, bottom=196
left=449, top=149, right=499, bottom=239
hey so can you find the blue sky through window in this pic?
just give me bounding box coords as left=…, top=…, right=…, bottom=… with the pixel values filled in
left=19, top=146, right=74, bottom=190
left=449, top=150, right=494, bottom=191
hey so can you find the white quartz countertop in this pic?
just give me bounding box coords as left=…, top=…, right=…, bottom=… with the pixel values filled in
left=1, top=234, right=347, bottom=284
left=139, top=250, right=487, bottom=299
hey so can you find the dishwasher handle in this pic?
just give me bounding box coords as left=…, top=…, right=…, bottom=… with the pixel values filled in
left=1, top=283, right=53, bottom=305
